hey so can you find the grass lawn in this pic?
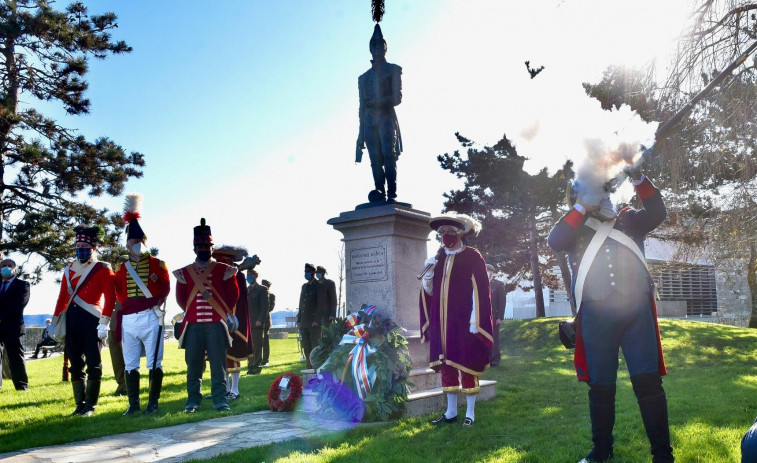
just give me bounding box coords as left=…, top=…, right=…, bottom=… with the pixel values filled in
left=196, top=319, right=757, bottom=463
left=2, top=319, right=756, bottom=462
left=0, top=334, right=306, bottom=453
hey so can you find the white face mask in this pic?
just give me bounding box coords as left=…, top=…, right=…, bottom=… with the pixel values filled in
left=131, top=242, right=143, bottom=256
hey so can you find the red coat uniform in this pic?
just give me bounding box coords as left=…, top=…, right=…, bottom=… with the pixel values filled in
left=114, top=255, right=171, bottom=342
left=54, top=261, right=115, bottom=319
left=115, top=256, right=171, bottom=313
left=173, top=261, right=239, bottom=347
left=419, top=246, right=494, bottom=376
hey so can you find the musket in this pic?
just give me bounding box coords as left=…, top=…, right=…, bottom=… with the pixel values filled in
left=655, top=39, right=757, bottom=140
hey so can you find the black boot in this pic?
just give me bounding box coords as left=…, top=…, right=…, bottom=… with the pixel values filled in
left=123, top=370, right=141, bottom=416
left=581, top=384, right=615, bottom=462
left=81, top=379, right=101, bottom=417
left=144, top=369, right=163, bottom=415
left=632, top=374, right=674, bottom=463
left=70, top=380, right=86, bottom=416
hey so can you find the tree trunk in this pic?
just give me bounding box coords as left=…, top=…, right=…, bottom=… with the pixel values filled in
left=527, top=210, right=546, bottom=317
left=555, top=252, right=576, bottom=316
left=748, top=242, right=757, bottom=328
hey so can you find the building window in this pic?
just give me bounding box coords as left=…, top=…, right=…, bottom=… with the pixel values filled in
left=649, top=262, right=717, bottom=316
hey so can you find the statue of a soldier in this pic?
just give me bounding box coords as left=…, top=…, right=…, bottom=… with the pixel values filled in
left=356, top=24, right=403, bottom=203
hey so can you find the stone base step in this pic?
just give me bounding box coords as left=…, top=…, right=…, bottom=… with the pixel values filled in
left=403, top=380, right=496, bottom=418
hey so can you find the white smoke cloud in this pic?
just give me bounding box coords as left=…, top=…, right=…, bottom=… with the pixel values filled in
left=573, top=105, right=658, bottom=206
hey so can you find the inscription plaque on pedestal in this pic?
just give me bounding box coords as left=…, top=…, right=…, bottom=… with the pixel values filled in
left=350, top=246, right=387, bottom=282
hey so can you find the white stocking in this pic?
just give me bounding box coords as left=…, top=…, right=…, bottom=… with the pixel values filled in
left=445, top=393, right=458, bottom=418
left=230, top=372, right=240, bottom=395
left=466, top=394, right=477, bottom=421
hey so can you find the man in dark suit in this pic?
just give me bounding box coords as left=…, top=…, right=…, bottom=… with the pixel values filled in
left=486, top=264, right=506, bottom=367
left=0, top=259, right=31, bottom=391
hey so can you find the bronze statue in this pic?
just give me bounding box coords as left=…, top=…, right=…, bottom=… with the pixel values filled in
left=356, top=24, right=403, bottom=203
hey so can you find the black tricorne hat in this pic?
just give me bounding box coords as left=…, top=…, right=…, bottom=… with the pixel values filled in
left=316, top=266, right=327, bottom=275
left=305, top=263, right=316, bottom=273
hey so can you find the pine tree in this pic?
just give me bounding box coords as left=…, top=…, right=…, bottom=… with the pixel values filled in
left=0, top=1, right=143, bottom=281
left=438, top=133, right=573, bottom=317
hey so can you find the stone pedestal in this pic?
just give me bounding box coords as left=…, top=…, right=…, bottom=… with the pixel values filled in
left=327, top=204, right=431, bottom=340
left=327, top=204, right=496, bottom=417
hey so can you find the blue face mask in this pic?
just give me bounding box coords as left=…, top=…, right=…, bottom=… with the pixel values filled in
left=75, top=248, right=92, bottom=262
left=315, top=273, right=324, bottom=279
left=305, top=272, right=312, bottom=280
left=1, top=267, right=13, bottom=278
left=196, top=250, right=211, bottom=262
left=246, top=275, right=255, bottom=284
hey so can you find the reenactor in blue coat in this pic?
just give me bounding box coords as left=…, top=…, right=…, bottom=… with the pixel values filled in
left=548, top=170, right=673, bottom=463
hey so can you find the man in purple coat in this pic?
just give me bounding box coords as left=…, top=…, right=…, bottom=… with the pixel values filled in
left=420, top=213, right=493, bottom=427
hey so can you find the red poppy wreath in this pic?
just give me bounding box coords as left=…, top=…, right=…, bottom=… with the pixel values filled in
left=268, top=373, right=303, bottom=412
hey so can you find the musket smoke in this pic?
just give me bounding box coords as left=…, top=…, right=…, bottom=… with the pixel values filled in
left=573, top=105, right=657, bottom=207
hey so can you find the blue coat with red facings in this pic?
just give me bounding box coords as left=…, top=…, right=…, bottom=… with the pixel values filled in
left=547, top=177, right=668, bottom=382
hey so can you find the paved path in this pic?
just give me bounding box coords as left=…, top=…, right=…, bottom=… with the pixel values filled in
left=0, top=409, right=358, bottom=463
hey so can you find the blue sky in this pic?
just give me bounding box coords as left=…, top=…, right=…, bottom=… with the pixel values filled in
left=24, top=0, right=692, bottom=317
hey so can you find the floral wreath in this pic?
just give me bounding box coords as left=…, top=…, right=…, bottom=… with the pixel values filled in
left=268, top=373, right=303, bottom=412
left=306, top=304, right=412, bottom=422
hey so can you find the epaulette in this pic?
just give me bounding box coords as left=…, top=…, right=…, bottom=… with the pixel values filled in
left=159, top=260, right=168, bottom=270
left=173, top=269, right=186, bottom=285
left=223, top=265, right=238, bottom=281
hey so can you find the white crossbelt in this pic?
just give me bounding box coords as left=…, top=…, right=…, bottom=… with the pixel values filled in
left=125, top=261, right=153, bottom=298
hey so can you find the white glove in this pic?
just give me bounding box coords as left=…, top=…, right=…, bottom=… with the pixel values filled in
left=469, top=305, right=478, bottom=334
left=423, top=257, right=437, bottom=280
left=97, top=323, right=108, bottom=340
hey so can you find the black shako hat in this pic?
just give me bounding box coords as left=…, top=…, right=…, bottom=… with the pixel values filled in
left=193, top=218, right=212, bottom=246
left=75, top=225, right=104, bottom=246
left=123, top=193, right=146, bottom=241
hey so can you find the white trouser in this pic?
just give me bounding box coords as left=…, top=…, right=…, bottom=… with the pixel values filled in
left=122, top=309, right=164, bottom=371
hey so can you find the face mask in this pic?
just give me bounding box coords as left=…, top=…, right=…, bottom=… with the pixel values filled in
left=442, top=233, right=460, bottom=249
left=131, top=242, right=143, bottom=256
left=1, top=267, right=13, bottom=278
left=196, top=250, right=211, bottom=262
left=315, top=273, right=324, bottom=279
left=246, top=275, right=255, bottom=284
left=305, top=272, right=312, bottom=280
left=75, top=248, right=92, bottom=262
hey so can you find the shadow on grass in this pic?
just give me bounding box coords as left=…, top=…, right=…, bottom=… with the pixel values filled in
left=200, top=317, right=757, bottom=462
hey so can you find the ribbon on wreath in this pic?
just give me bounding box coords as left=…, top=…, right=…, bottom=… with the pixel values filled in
left=339, top=322, right=377, bottom=399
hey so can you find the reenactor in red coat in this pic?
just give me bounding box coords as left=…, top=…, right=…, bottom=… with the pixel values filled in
left=53, top=225, right=115, bottom=416
left=115, top=193, right=171, bottom=415
left=174, top=219, right=239, bottom=413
